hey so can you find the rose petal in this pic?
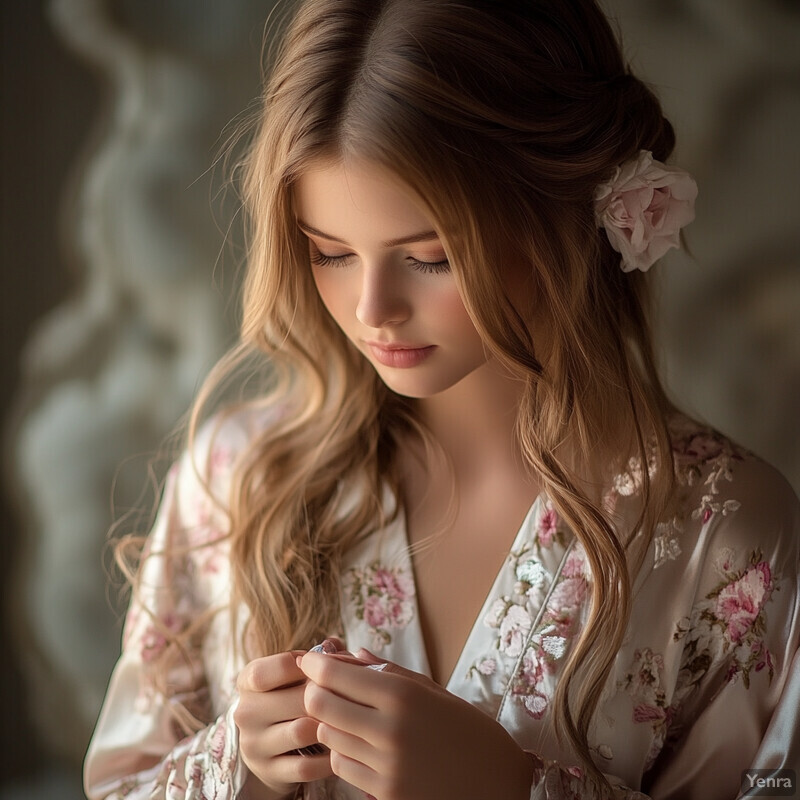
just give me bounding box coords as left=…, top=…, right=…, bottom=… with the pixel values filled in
left=595, top=150, right=697, bottom=272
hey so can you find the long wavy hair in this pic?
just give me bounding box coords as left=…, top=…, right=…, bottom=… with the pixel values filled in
left=130, top=0, right=679, bottom=788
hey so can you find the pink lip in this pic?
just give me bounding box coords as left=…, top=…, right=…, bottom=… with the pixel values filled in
left=364, top=341, right=436, bottom=368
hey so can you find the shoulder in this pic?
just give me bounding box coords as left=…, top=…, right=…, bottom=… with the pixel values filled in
left=668, top=415, right=796, bottom=511
left=134, top=404, right=279, bottom=600
left=667, top=415, right=799, bottom=563
left=186, top=404, right=275, bottom=479
left=615, top=415, right=799, bottom=584
left=165, top=403, right=280, bottom=533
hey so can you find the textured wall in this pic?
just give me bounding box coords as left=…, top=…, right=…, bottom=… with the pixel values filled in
left=2, top=1, right=798, bottom=798
left=2, top=0, right=270, bottom=795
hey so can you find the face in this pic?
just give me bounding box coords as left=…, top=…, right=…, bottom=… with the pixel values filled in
left=294, top=160, right=488, bottom=399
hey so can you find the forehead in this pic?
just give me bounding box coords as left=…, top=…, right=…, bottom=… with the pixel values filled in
left=293, top=159, right=437, bottom=243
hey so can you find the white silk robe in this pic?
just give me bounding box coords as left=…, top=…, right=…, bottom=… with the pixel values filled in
left=84, top=410, right=800, bottom=799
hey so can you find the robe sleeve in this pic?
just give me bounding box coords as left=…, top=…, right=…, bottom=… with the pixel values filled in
left=527, top=455, right=800, bottom=799
left=84, top=419, right=250, bottom=799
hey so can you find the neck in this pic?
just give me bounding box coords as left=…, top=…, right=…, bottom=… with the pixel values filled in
left=410, top=358, right=530, bottom=485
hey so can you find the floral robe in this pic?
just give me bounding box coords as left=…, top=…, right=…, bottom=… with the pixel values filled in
left=83, top=410, right=800, bottom=799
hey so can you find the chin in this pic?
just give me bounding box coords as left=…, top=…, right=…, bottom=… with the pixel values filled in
left=373, top=373, right=442, bottom=399
left=374, top=367, right=478, bottom=400
left=380, top=380, right=443, bottom=400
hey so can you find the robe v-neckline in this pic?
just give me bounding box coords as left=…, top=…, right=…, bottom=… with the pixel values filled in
left=404, top=496, right=547, bottom=690
left=339, top=489, right=555, bottom=696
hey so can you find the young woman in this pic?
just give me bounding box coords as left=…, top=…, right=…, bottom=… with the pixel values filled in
left=83, top=0, right=800, bottom=798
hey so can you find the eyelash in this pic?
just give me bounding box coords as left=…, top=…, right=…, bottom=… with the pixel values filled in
left=309, top=251, right=451, bottom=275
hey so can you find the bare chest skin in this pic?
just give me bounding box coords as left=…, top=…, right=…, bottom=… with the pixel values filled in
left=403, top=466, right=539, bottom=687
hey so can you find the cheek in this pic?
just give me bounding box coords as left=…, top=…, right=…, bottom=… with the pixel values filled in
left=311, top=269, right=352, bottom=321
left=433, top=285, right=481, bottom=338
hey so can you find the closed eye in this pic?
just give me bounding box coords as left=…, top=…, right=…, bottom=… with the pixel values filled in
left=309, top=250, right=353, bottom=268
left=310, top=250, right=450, bottom=275
left=409, top=257, right=450, bottom=274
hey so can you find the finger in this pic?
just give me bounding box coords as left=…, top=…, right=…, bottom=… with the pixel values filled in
left=265, top=751, right=334, bottom=786
left=303, top=681, right=378, bottom=742
left=238, top=715, right=315, bottom=760
left=296, top=652, right=370, bottom=669
left=355, top=648, right=446, bottom=690
left=327, top=749, right=382, bottom=799
left=234, top=683, right=308, bottom=729
left=261, top=716, right=323, bottom=757
left=237, top=651, right=307, bottom=693
left=239, top=716, right=335, bottom=787
left=300, top=651, right=396, bottom=705
left=317, top=720, right=375, bottom=767
left=301, top=650, right=432, bottom=711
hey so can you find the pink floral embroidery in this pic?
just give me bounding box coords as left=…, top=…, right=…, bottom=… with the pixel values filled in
left=210, top=718, right=227, bottom=763
left=499, top=604, right=533, bottom=658
left=694, top=494, right=741, bottom=525
left=537, top=506, right=560, bottom=548
left=514, top=650, right=550, bottom=719
left=670, top=421, right=745, bottom=523
left=618, top=648, right=670, bottom=769
left=622, top=647, right=664, bottom=697
left=511, top=545, right=590, bottom=718
left=610, top=419, right=746, bottom=569
left=750, top=639, right=774, bottom=677
left=364, top=594, right=387, bottom=628
left=545, top=578, right=588, bottom=636
left=714, top=561, right=772, bottom=644
left=566, top=766, right=584, bottom=779
left=373, top=567, right=412, bottom=599
left=345, top=561, right=415, bottom=650
left=140, top=611, right=186, bottom=663
left=184, top=520, right=229, bottom=576
left=561, top=549, right=589, bottom=580
left=633, top=704, right=666, bottom=723
left=672, top=430, right=727, bottom=465
left=675, top=549, right=776, bottom=690
left=653, top=518, right=683, bottom=568
left=208, top=444, right=234, bottom=478
left=484, top=597, right=509, bottom=628
left=477, top=541, right=590, bottom=717
left=538, top=761, right=599, bottom=800
left=476, top=657, right=497, bottom=676
left=612, top=455, right=654, bottom=497
left=203, top=715, right=236, bottom=787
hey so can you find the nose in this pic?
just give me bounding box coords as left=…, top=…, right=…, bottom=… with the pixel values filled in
left=355, top=262, right=410, bottom=328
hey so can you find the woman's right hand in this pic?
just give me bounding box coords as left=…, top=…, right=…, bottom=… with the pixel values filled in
left=235, top=650, right=334, bottom=799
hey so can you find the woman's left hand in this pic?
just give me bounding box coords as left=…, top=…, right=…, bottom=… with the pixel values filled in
left=298, top=648, right=533, bottom=800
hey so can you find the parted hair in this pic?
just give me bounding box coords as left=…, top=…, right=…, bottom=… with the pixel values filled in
left=129, top=0, right=679, bottom=789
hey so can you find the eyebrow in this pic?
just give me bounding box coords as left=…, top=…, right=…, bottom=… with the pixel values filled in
left=297, top=220, right=440, bottom=248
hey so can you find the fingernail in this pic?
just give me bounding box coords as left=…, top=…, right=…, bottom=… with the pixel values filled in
left=309, top=639, right=339, bottom=655
left=366, top=663, right=387, bottom=671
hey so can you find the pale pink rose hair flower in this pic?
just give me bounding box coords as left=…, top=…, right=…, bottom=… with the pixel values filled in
left=594, top=150, right=698, bottom=272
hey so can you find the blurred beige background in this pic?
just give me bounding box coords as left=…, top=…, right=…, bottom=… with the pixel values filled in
left=1, top=1, right=798, bottom=798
